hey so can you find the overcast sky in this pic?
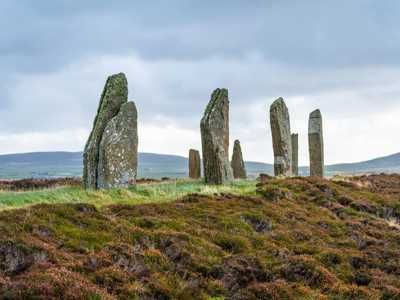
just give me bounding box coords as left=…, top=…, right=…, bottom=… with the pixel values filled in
left=0, top=1, right=399, bottom=164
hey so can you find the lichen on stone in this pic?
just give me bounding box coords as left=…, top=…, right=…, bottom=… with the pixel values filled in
left=83, top=73, right=138, bottom=189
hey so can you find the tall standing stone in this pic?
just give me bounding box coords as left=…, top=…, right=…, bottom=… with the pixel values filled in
left=188, top=149, right=201, bottom=179
left=83, top=73, right=138, bottom=189
left=97, top=102, right=138, bottom=189
left=291, top=133, right=299, bottom=176
left=200, top=88, right=233, bottom=184
left=269, top=98, right=292, bottom=176
left=231, top=140, right=247, bottom=179
left=308, top=109, right=324, bottom=177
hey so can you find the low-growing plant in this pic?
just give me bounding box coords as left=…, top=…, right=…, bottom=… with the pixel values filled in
left=0, top=175, right=398, bottom=298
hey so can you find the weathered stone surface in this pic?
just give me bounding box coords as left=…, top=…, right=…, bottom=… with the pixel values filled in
left=97, top=102, right=138, bottom=189
left=188, top=149, right=201, bottom=179
left=269, top=98, right=292, bottom=176
left=308, top=109, right=324, bottom=177
left=83, top=73, right=128, bottom=189
left=231, top=140, right=247, bottom=179
left=200, top=88, right=233, bottom=184
left=291, top=133, right=299, bottom=176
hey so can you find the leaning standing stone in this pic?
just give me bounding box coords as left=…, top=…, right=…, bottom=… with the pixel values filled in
left=291, top=133, right=299, bottom=176
left=83, top=73, right=128, bottom=189
left=97, top=102, right=138, bottom=189
left=200, top=88, right=233, bottom=184
left=308, top=109, right=324, bottom=177
left=231, top=140, right=247, bottom=179
left=188, top=149, right=201, bottom=179
left=269, top=98, right=292, bottom=176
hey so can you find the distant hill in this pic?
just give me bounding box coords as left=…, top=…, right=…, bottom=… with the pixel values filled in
left=0, top=152, right=188, bottom=179
left=0, top=151, right=398, bottom=179
left=246, top=153, right=400, bottom=176
left=325, top=152, right=400, bottom=174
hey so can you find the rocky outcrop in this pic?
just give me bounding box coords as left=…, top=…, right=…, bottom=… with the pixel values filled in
left=188, top=149, right=201, bottom=179
left=291, top=133, right=299, bottom=176
left=308, top=109, right=324, bottom=177
left=231, top=140, right=247, bottom=179
left=83, top=73, right=138, bottom=189
left=97, top=102, right=138, bottom=189
left=269, top=98, right=292, bottom=176
left=200, top=89, right=233, bottom=184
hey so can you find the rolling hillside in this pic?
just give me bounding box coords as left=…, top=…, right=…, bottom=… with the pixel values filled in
left=0, top=151, right=399, bottom=179
left=0, top=175, right=400, bottom=298
left=325, top=152, right=400, bottom=174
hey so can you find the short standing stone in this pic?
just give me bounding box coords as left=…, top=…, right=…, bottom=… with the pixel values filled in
left=83, top=73, right=128, bottom=189
left=231, top=140, right=247, bottom=179
left=188, top=149, right=201, bottom=179
left=308, top=109, right=324, bottom=177
left=200, top=88, right=233, bottom=184
left=269, top=98, right=292, bottom=176
left=97, top=102, right=138, bottom=189
left=291, top=133, right=299, bottom=176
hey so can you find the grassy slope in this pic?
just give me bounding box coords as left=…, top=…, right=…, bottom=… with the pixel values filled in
left=0, top=180, right=256, bottom=210
left=0, top=176, right=399, bottom=299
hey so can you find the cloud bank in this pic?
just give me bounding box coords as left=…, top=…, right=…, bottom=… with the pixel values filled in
left=0, top=1, right=399, bottom=164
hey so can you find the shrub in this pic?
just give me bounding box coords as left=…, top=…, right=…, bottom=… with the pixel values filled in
left=257, top=184, right=292, bottom=202
left=213, top=234, right=249, bottom=254
left=280, top=256, right=338, bottom=289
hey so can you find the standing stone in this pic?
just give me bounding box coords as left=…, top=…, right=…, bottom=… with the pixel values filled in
left=200, top=88, right=233, bottom=184
left=291, top=133, right=299, bottom=176
left=83, top=73, right=129, bottom=189
left=97, top=102, right=138, bottom=189
left=231, top=140, right=247, bottom=179
left=308, top=109, right=324, bottom=177
left=83, top=73, right=128, bottom=188
left=188, top=149, right=201, bottom=179
left=269, top=98, right=292, bottom=176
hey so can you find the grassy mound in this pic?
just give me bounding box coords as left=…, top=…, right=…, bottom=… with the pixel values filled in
left=0, top=175, right=399, bottom=299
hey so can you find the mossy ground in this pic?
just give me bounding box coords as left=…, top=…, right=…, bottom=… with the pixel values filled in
left=0, top=175, right=399, bottom=299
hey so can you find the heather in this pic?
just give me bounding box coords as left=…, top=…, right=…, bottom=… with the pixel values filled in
left=0, top=175, right=398, bottom=299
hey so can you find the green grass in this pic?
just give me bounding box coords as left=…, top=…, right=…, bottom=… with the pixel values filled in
left=0, top=179, right=257, bottom=210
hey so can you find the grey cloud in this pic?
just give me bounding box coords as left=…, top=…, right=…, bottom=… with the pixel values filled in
left=1, top=53, right=398, bottom=134
left=1, top=0, right=400, bottom=75
left=0, top=0, right=399, bottom=160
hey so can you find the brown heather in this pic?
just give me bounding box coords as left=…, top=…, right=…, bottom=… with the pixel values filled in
left=0, top=175, right=399, bottom=298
